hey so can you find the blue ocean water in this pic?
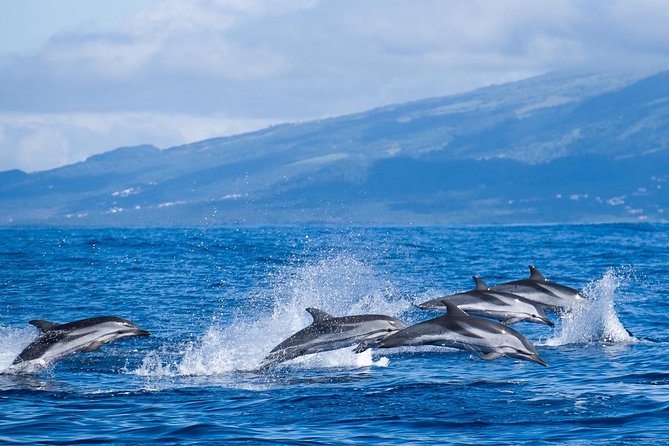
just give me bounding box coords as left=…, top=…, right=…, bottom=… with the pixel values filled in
left=1, top=225, right=668, bottom=444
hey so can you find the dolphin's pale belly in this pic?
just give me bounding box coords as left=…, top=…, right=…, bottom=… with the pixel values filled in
left=458, top=299, right=532, bottom=319
left=262, top=319, right=402, bottom=367
left=493, top=285, right=550, bottom=301
left=290, top=323, right=395, bottom=356
left=444, top=323, right=528, bottom=354
left=493, top=282, right=581, bottom=309
left=27, top=323, right=132, bottom=364
left=423, top=290, right=548, bottom=325
left=384, top=320, right=530, bottom=356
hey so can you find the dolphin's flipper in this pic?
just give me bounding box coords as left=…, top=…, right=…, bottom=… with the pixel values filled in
left=480, top=352, right=504, bottom=361
left=472, top=276, right=490, bottom=291
left=503, top=317, right=523, bottom=325
left=29, top=320, right=58, bottom=332
left=305, top=308, right=334, bottom=322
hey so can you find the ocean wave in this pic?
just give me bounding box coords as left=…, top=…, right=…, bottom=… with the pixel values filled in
left=543, top=267, right=636, bottom=346
left=132, top=255, right=409, bottom=377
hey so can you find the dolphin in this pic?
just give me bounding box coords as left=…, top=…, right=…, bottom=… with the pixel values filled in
left=11, top=316, right=150, bottom=368
left=358, top=300, right=547, bottom=366
left=491, top=265, right=583, bottom=311
left=418, top=276, right=554, bottom=326
left=258, top=308, right=407, bottom=369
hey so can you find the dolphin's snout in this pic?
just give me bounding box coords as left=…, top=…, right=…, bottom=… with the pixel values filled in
left=540, top=316, right=555, bottom=327
left=531, top=355, right=548, bottom=367
left=134, top=329, right=151, bottom=336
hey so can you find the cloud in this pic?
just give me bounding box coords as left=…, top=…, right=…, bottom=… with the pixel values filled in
left=4, top=0, right=669, bottom=113
left=1, top=0, right=669, bottom=171
left=0, top=112, right=279, bottom=171
left=12, top=1, right=300, bottom=83
left=43, top=32, right=158, bottom=80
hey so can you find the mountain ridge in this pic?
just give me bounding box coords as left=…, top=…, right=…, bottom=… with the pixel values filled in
left=1, top=70, right=667, bottom=226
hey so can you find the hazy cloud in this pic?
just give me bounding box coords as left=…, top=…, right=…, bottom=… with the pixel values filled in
left=0, top=112, right=278, bottom=171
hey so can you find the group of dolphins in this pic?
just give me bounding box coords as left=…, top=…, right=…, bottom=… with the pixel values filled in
left=6, top=265, right=582, bottom=373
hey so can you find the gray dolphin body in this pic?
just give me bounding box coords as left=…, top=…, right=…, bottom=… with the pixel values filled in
left=360, top=301, right=547, bottom=366
left=418, top=276, right=554, bottom=326
left=11, top=316, right=150, bottom=368
left=491, top=265, right=583, bottom=311
left=259, top=308, right=407, bottom=369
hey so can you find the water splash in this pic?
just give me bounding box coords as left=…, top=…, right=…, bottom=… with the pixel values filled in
left=544, top=267, right=635, bottom=346
left=134, top=255, right=409, bottom=377
left=0, top=326, right=38, bottom=374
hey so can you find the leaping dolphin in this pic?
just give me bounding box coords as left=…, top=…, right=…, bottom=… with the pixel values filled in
left=258, top=308, right=407, bottom=370
left=11, top=316, right=150, bottom=369
left=491, top=265, right=583, bottom=311
left=418, top=276, right=554, bottom=326
left=358, top=300, right=547, bottom=366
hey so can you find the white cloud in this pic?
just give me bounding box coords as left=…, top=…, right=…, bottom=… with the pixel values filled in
left=124, top=0, right=316, bottom=34
left=1, top=0, right=669, bottom=171
left=157, top=34, right=288, bottom=79
left=5, top=1, right=669, bottom=111
left=44, top=33, right=159, bottom=80
left=0, top=112, right=280, bottom=171
left=17, top=128, right=71, bottom=171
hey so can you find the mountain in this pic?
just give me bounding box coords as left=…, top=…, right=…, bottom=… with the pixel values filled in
left=1, top=70, right=668, bottom=226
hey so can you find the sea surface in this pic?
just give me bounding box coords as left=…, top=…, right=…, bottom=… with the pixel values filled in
left=1, top=225, right=668, bottom=445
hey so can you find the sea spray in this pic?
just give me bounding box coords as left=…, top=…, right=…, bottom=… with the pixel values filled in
left=545, top=267, right=635, bottom=346
left=135, top=255, right=409, bottom=376
left=0, top=325, right=37, bottom=373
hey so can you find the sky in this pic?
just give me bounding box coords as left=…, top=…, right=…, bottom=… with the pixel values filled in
left=1, top=0, right=669, bottom=172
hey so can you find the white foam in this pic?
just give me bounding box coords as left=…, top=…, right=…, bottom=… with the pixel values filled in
left=543, top=267, right=635, bottom=346
left=133, top=255, right=409, bottom=377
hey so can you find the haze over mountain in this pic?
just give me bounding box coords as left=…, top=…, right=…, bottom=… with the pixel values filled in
left=1, top=70, right=668, bottom=226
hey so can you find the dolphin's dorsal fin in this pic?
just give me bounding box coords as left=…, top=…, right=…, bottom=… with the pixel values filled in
left=29, top=320, right=58, bottom=332
left=441, top=300, right=469, bottom=318
left=472, top=276, right=490, bottom=291
left=529, top=265, right=547, bottom=281
left=306, top=308, right=334, bottom=322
